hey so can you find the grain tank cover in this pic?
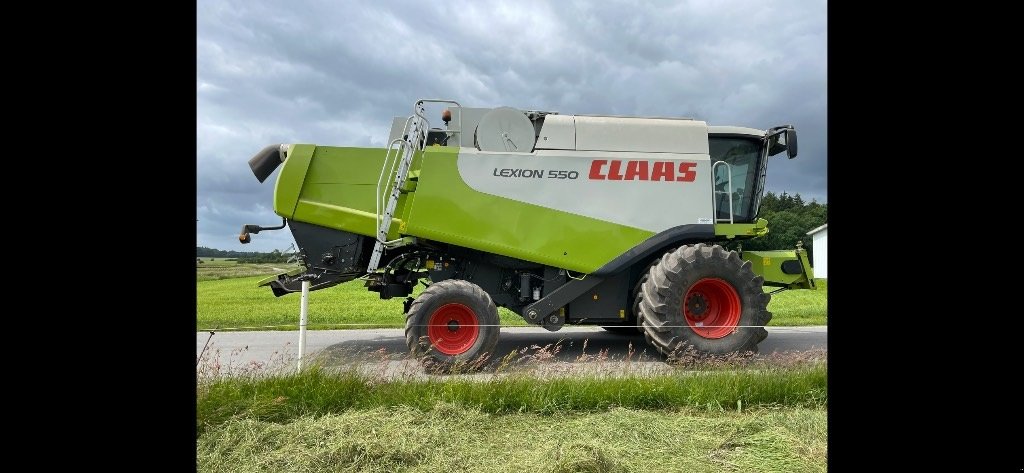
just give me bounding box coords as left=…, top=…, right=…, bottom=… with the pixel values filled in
left=537, top=115, right=709, bottom=154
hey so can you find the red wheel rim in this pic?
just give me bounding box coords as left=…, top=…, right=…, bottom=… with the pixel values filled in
left=682, top=278, right=741, bottom=339
left=426, top=303, right=480, bottom=355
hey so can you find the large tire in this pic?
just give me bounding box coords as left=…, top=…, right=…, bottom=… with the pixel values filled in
left=639, top=243, right=771, bottom=356
left=404, top=279, right=501, bottom=370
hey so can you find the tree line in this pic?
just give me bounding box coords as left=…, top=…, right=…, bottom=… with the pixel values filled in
left=197, top=246, right=263, bottom=258
left=196, top=247, right=293, bottom=263
left=730, top=191, right=827, bottom=264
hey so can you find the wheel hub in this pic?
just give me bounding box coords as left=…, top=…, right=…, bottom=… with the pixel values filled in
left=447, top=320, right=459, bottom=331
left=686, top=293, right=708, bottom=319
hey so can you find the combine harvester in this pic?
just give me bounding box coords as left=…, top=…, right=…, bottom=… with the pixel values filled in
left=240, top=99, right=815, bottom=369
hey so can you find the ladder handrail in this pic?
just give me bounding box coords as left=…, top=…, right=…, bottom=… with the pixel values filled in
left=375, top=114, right=415, bottom=236
left=376, top=116, right=422, bottom=240
left=368, top=99, right=461, bottom=272
left=376, top=136, right=409, bottom=238
left=376, top=100, right=453, bottom=227
left=414, top=99, right=463, bottom=145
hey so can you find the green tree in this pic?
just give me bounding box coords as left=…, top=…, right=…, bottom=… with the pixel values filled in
left=734, top=191, right=827, bottom=264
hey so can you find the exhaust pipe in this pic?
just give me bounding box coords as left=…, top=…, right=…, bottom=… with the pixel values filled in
left=248, top=144, right=288, bottom=183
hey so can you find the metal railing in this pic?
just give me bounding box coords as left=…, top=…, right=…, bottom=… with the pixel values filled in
left=368, top=99, right=461, bottom=272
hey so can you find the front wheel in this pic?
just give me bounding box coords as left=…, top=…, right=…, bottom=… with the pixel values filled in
left=404, top=279, right=501, bottom=370
left=639, top=243, right=771, bottom=356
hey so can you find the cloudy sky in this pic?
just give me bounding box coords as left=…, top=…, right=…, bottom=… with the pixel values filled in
left=197, top=0, right=827, bottom=252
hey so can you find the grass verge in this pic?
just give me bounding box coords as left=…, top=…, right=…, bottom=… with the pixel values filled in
left=197, top=363, right=826, bottom=436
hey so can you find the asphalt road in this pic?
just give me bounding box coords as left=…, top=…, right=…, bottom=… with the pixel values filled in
left=197, top=326, right=826, bottom=378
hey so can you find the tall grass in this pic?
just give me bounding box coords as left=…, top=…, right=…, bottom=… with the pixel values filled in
left=197, top=362, right=826, bottom=436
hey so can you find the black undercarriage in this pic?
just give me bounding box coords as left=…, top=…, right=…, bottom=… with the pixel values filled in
left=274, top=220, right=663, bottom=331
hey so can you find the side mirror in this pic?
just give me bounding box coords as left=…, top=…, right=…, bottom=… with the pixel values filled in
left=766, top=125, right=797, bottom=158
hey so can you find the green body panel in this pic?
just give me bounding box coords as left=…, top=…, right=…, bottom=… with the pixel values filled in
left=273, top=144, right=316, bottom=219
left=405, top=147, right=656, bottom=273
left=742, top=249, right=816, bottom=289
left=274, top=146, right=422, bottom=238
left=272, top=144, right=805, bottom=274
left=714, top=218, right=769, bottom=239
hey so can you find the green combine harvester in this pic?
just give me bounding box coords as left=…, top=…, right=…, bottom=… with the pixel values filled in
left=240, top=99, right=815, bottom=368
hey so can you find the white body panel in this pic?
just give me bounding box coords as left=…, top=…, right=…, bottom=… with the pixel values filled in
left=536, top=115, right=710, bottom=154
left=574, top=116, right=708, bottom=153
left=456, top=148, right=714, bottom=232
left=808, top=224, right=827, bottom=278
left=535, top=114, right=576, bottom=150
left=707, top=125, right=765, bottom=137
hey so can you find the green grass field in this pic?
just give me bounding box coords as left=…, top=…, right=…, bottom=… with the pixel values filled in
left=764, top=279, right=828, bottom=326
left=197, top=365, right=827, bottom=471
left=197, top=263, right=827, bottom=331
left=197, top=260, right=298, bottom=281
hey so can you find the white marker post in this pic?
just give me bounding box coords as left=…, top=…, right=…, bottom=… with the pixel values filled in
left=297, top=280, right=310, bottom=370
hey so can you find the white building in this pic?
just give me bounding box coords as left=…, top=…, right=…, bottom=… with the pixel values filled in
left=806, top=223, right=827, bottom=279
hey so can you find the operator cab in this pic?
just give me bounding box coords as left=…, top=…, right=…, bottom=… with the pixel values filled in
left=708, top=125, right=797, bottom=223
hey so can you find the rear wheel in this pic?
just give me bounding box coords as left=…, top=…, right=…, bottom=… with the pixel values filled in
left=639, top=244, right=771, bottom=356
left=405, top=279, right=501, bottom=370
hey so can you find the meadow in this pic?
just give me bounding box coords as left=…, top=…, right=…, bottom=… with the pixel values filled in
left=196, top=260, right=827, bottom=331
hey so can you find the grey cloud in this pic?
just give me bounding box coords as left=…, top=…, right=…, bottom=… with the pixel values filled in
left=198, top=0, right=827, bottom=251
